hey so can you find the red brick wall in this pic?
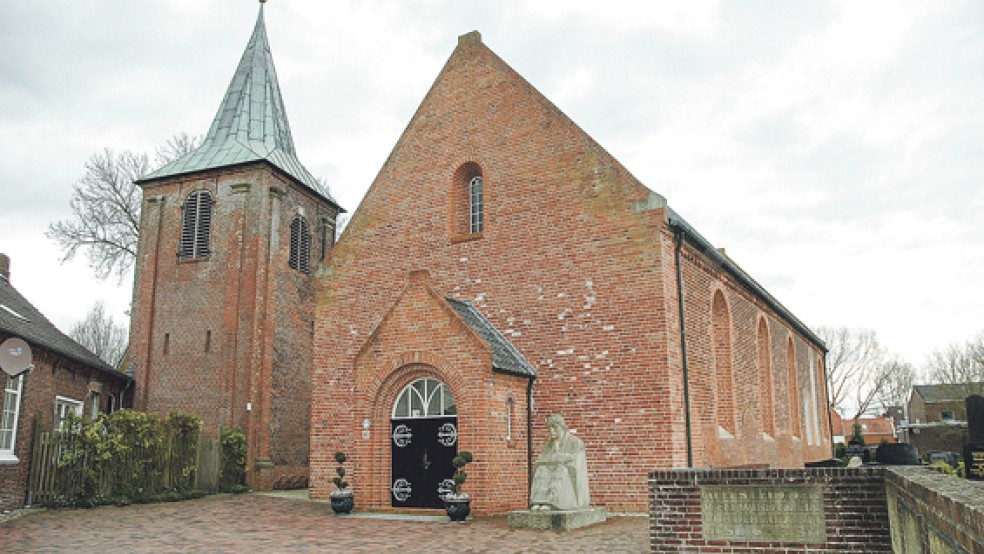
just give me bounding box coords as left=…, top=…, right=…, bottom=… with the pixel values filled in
left=130, top=163, right=337, bottom=488
left=675, top=243, right=832, bottom=468
left=0, top=339, right=129, bottom=510
left=649, top=468, right=892, bottom=553
left=311, top=32, right=829, bottom=513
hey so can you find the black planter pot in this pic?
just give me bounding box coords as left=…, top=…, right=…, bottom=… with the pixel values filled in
left=330, top=492, right=354, bottom=515
left=444, top=497, right=471, bottom=523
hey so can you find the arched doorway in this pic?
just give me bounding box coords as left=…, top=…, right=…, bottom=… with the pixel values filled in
left=390, top=377, right=458, bottom=508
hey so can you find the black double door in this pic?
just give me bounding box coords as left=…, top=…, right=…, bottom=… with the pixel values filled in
left=390, top=416, right=457, bottom=508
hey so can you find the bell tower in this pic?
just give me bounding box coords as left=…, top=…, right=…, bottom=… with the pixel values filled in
left=128, top=2, right=343, bottom=489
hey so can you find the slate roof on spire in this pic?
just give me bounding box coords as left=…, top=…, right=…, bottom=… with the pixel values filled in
left=138, top=5, right=341, bottom=210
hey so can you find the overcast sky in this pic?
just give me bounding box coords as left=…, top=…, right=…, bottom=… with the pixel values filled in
left=1, top=1, right=981, bottom=376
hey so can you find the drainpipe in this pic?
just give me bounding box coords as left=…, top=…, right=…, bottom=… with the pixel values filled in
left=673, top=225, right=694, bottom=468
left=822, top=356, right=836, bottom=458
left=526, top=376, right=534, bottom=503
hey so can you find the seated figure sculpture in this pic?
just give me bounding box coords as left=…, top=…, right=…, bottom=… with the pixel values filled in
left=530, top=414, right=590, bottom=511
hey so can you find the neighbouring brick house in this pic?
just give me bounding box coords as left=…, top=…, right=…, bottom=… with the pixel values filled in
left=310, top=31, right=832, bottom=514
left=907, top=383, right=984, bottom=424
left=0, top=254, right=132, bottom=510
left=896, top=383, right=982, bottom=456
left=127, top=6, right=343, bottom=489
left=838, top=416, right=897, bottom=445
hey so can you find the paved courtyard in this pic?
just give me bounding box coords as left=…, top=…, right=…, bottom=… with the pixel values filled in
left=0, top=493, right=648, bottom=553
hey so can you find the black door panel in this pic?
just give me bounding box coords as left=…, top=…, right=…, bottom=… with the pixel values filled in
left=391, top=417, right=457, bottom=508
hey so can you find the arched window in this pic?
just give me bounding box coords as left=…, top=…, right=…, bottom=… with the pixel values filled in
left=179, top=190, right=212, bottom=259
left=711, top=290, right=734, bottom=433
left=451, top=162, right=484, bottom=238
left=469, top=176, right=484, bottom=234
left=787, top=337, right=801, bottom=438
left=757, top=317, right=775, bottom=437
left=392, top=378, right=457, bottom=419
left=289, top=215, right=311, bottom=273
left=505, top=397, right=514, bottom=441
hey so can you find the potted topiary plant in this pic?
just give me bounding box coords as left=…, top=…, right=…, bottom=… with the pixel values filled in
left=330, top=451, right=354, bottom=515
left=443, top=450, right=473, bottom=523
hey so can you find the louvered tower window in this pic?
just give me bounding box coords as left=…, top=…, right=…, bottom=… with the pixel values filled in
left=179, top=190, right=213, bottom=259
left=469, top=175, right=484, bottom=233
left=289, top=215, right=311, bottom=273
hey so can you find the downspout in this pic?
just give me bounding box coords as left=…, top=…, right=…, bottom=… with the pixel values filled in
left=673, top=225, right=694, bottom=468
left=526, top=376, right=534, bottom=503
left=822, top=356, right=836, bottom=458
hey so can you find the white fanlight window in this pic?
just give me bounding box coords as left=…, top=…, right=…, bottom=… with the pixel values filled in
left=54, top=396, right=84, bottom=432
left=392, top=378, right=456, bottom=419
left=1, top=375, right=24, bottom=458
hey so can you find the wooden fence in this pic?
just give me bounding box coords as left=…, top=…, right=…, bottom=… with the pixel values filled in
left=28, top=421, right=221, bottom=505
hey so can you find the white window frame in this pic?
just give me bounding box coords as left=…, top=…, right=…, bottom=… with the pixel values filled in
left=392, top=378, right=457, bottom=419
left=89, top=391, right=101, bottom=419
left=506, top=397, right=513, bottom=441
left=1, top=374, right=24, bottom=462
left=469, top=175, right=484, bottom=234
left=54, top=396, right=84, bottom=432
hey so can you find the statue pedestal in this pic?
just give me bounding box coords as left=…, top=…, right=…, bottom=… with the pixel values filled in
left=507, top=507, right=607, bottom=531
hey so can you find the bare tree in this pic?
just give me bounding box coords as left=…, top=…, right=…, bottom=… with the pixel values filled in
left=817, top=326, right=909, bottom=419
left=926, top=331, right=984, bottom=397
left=154, top=132, right=201, bottom=168
left=47, top=134, right=201, bottom=280
left=69, top=301, right=128, bottom=366
left=876, top=358, right=915, bottom=413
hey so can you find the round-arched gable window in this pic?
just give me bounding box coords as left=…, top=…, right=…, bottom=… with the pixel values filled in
left=392, top=378, right=457, bottom=419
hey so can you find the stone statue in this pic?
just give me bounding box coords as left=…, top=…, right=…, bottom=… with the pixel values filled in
left=530, top=414, right=590, bottom=510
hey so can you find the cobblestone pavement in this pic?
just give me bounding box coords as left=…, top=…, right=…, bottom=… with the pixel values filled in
left=0, top=493, right=648, bottom=553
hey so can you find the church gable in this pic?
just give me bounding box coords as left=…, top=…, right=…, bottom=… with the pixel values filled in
left=355, top=270, right=495, bottom=375
left=332, top=32, right=665, bottom=271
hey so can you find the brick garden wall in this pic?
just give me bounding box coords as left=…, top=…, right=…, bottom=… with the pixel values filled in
left=886, top=466, right=984, bottom=553
left=648, top=468, right=891, bottom=553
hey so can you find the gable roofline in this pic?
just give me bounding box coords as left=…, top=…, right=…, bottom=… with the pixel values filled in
left=912, top=383, right=984, bottom=403
left=667, top=208, right=826, bottom=352
left=136, top=4, right=343, bottom=213
left=0, top=274, right=130, bottom=383
left=351, top=30, right=652, bottom=228
left=445, top=298, right=536, bottom=378
left=354, top=270, right=535, bottom=379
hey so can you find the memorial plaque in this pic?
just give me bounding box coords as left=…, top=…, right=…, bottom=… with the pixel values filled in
left=701, top=485, right=825, bottom=544
left=964, top=444, right=984, bottom=480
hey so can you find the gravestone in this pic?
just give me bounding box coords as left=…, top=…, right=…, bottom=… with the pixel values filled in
left=963, top=395, right=984, bottom=480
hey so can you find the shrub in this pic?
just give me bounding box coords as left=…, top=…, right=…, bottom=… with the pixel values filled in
left=928, top=460, right=957, bottom=476
left=220, top=428, right=248, bottom=491
left=45, top=409, right=204, bottom=508
left=449, top=451, right=473, bottom=496
left=332, top=451, right=350, bottom=492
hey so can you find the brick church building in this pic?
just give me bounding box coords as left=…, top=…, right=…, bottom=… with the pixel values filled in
left=309, top=32, right=832, bottom=513
left=128, top=5, right=831, bottom=509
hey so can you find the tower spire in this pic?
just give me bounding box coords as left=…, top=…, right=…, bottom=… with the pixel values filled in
left=139, top=4, right=339, bottom=209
